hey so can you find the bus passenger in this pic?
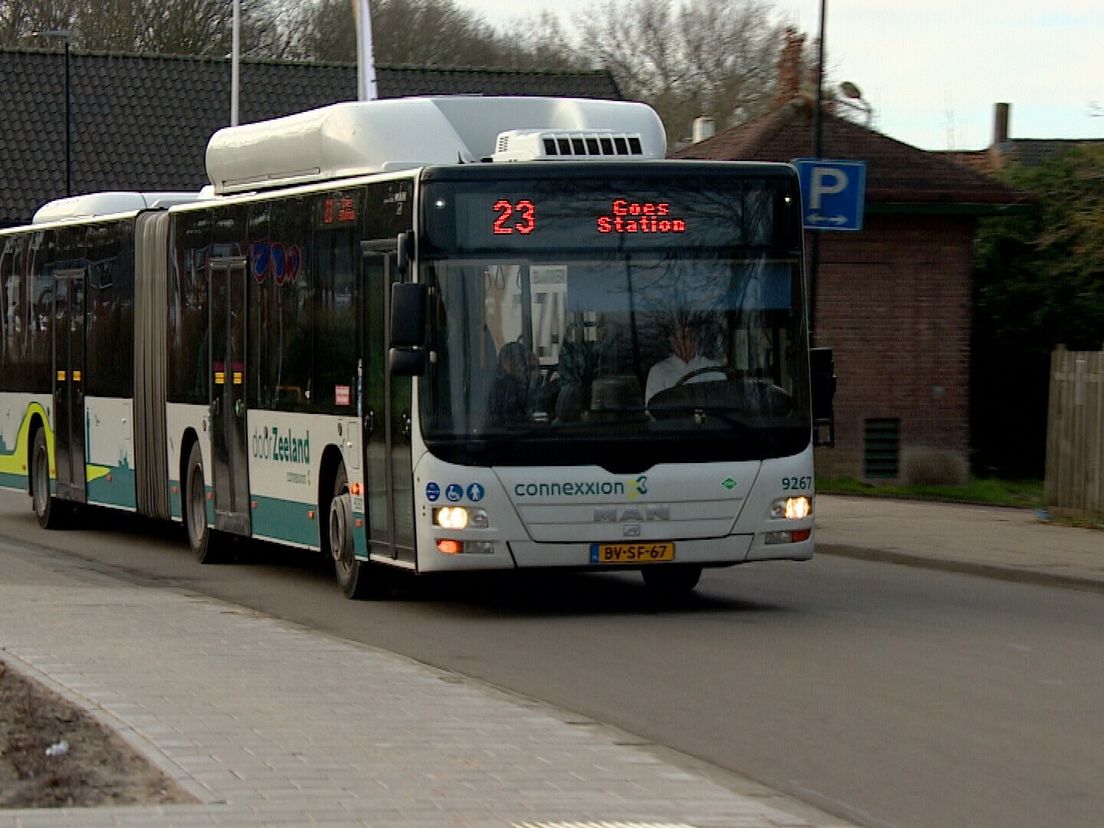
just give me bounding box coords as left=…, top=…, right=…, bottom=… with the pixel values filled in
left=489, top=341, right=542, bottom=425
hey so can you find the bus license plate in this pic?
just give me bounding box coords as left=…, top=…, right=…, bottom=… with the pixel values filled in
left=590, top=542, right=675, bottom=564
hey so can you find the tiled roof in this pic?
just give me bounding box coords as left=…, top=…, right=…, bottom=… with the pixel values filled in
left=671, top=99, right=1025, bottom=208
left=998, top=138, right=1104, bottom=167
left=944, top=138, right=1104, bottom=175
left=0, top=48, right=621, bottom=226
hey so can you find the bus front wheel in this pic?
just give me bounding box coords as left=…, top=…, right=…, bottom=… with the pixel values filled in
left=328, top=466, right=385, bottom=600
left=641, top=564, right=702, bottom=596
left=31, top=429, right=68, bottom=530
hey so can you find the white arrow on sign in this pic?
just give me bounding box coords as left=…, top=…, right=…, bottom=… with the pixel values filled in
left=806, top=213, right=848, bottom=226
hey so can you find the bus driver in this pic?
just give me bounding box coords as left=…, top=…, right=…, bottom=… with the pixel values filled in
left=645, top=314, right=726, bottom=405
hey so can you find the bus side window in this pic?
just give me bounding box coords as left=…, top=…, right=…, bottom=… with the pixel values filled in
left=313, top=223, right=357, bottom=413
left=0, top=238, right=24, bottom=390
left=266, top=196, right=313, bottom=411
left=26, top=231, right=51, bottom=394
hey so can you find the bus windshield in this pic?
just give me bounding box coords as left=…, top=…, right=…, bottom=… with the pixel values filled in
left=419, top=167, right=811, bottom=470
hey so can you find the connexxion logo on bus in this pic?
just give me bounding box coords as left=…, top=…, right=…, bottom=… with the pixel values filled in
left=513, top=476, right=648, bottom=499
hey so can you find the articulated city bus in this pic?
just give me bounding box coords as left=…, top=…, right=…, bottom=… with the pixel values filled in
left=0, top=97, right=834, bottom=598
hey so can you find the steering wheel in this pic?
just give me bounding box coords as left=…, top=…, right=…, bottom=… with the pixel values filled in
left=672, top=365, right=729, bottom=388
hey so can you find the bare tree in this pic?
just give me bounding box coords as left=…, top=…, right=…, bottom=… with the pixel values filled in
left=2, top=0, right=293, bottom=57
left=71, top=0, right=293, bottom=57
left=291, top=0, right=507, bottom=66
left=1, top=0, right=76, bottom=47
left=505, top=11, right=584, bottom=71
left=574, top=0, right=782, bottom=143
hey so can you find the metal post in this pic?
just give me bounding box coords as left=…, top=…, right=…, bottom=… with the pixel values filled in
left=34, top=30, right=73, bottom=196
left=63, top=37, right=71, bottom=196
left=808, top=0, right=826, bottom=345
left=231, top=0, right=240, bottom=126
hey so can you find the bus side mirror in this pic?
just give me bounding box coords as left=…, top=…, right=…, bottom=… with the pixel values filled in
left=389, top=282, right=427, bottom=376
left=810, top=346, right=836, bottom=448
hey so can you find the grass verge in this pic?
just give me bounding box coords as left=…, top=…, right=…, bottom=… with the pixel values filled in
left=817, top=476, right=1045, bottom=509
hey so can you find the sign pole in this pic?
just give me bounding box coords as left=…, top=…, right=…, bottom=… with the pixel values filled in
left=354, top=0, right=378, bottom=101
left=809, top=0, right=827, bottom=344
left=231, top=0, right=240, bottom=126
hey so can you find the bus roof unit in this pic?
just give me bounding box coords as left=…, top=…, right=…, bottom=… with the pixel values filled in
left=490, top=129, right=657, bottom=163
left=205, top=97, right=667, bottom=195
left=32, top=191, right=204, bottom=224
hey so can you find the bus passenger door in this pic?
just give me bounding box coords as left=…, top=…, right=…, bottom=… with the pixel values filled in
left=361, top=243, right=416, bottom=566
left=209, top=258, right=251, bottom=536
left=52, top=269, right=86, bottom=502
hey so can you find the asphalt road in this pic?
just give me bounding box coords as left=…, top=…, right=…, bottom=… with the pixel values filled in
left=1, top=490, right=1101, bottom=828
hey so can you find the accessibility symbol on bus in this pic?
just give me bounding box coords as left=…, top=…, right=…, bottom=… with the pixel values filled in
left=425, top=482, right=440, bottom=502
left=445, top=483, right=463, bottom=502
left=792, top=159, right=866, bottom=232
left=466, top=483, right=485, bottom=502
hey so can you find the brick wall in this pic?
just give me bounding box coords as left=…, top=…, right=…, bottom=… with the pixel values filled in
left=811, top=213, right=977, bottom=481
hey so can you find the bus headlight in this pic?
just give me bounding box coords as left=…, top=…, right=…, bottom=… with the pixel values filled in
left=434, top=506, right=489, bottom=529
left=769, top=496, right=812, bottom=520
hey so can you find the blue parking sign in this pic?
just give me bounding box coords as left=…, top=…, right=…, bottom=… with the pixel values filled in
left=793, top=159, right=866, bottom=231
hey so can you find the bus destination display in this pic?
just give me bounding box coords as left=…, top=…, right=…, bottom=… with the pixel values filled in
left=443, top=184, right=779, bottom=252
left=491, top=197, right=688, bottom=237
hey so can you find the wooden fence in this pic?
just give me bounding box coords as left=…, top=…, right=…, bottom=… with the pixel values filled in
left=1045, top=346, right=1104, bottom=521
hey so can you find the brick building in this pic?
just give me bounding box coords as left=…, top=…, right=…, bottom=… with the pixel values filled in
left=674, top=100, right=1026, bottom=482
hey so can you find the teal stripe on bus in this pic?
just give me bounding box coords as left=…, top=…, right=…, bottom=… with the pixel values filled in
left=250, top=494, right=369, bottom=555
left=251, top=494, right=320, bottom=548
left=0, top=472, right=27, bottom=490
left=169, top=481, right=182, bottom=520
left=86, top=465, right=137, bottom=510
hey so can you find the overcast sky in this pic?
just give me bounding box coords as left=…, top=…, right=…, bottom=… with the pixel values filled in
left=452, top=0, right=1104, bottom=151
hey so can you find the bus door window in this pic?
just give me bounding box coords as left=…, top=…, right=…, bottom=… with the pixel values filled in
left=209, top=256, right=250, bottom=533
left=51, top=255, right=87, bottom=501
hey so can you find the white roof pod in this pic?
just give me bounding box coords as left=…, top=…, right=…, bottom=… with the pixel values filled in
left=205, top=96, right=668, bottom=195
left=32, top=191, right=204, bottom=225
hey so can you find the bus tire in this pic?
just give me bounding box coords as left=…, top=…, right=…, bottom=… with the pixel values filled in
left=641, top=564, right=702, bottom=596
left=31, top=428, right=68, bottom=530
left=184, top=441, right=222, bottom=564
left=328, top=465, right=384, bottom=600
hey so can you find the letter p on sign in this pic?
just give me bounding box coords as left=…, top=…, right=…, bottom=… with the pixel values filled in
left=810, top=167, right=848, bottom=208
